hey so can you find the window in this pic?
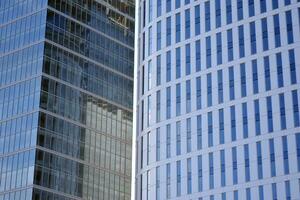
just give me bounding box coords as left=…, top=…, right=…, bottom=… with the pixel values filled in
left=148, top=27, right=153, bottom=56
left=238, top=25, right=245, bottom=58
left=197, top=115, right=202, bottom=150
left=244, top=144, right=250, bottom=182
left=297, top=133, right=300, bottom=171
left=195, top=5, right=201, bottom=35
left=232, top=147, right=238, bottom=184
left=187, top=158, right=192, bottom=194
left=216, top=32, right=222, bottom=65
left=147, top=95, right=151, bottom=127
left=222, top=193, right=226, bottom=200
left=266, top=96, right=273, bottom=132
left=279, top=93, right=286, bottom=130
left=186, top=80, right=191, bottom=113
left=208, top=112, right=213, bottom=147
left=147, top=133, right=150, bottom=165
left=149, top=0, right=153, bottom=22
left=166, top=163, right=171, bottom=199
left=156, top=91, right=161, bottom=121
left=272, top=0, right=278, bottom=9
left=176, top=47, right=181, bottom=79
left=240, top=63, right=246, bottom=97
left=269, top=138, right=276, bottom=176
left=215, top=0, right=221, bottom=28
left=166, top=51, right=171, bottom=82
left=259, top=185, right=264, bottom=200
left=156, top=128, right=160, bottom=161
left=242, top=103, right=248, bottom=138
left=175, top=13, right=181, bottom=43
left=220, top=149, right=226, bottom=186
left=292, top=90, right=299, bottom=127
left=289, top=49, right=297, bottom=84
left=250, top=21, right=256, bottom=54
left=143, top=1, right=146, bottom=27
left=286, top=11, right=294, bottom=44
left=273, top=14, right=281, bottom=47
left=156, top=166, right=160, bottom=199
left=185, top=44, right=191, bottom=75
left=166, top=87, right=171, bottom=119
left=234, top=190, right=238, bottom=200
left=206, top=36, right=211, bottom=68
left=175, top=0, right=180, bottom=9
left=229, top=67, right=235, bottom=100
left=264, top=56, right=271, bottom=91
left=176, top=83, right=181, bottom=116
left=196, top=76, right=202, bottom=110
left=276, top=52, right=283, bottom=88
left=205, top=1, right=211, bottom=32
left=166, top=124, right=171, bottom=158
left=166, top=17, right=171, bottom=46
left=230, top=106, right=236, bottom=141
left=141, top=136, right=144, bottom=168
left=260, top=0, right=266, bottom=13
left=185, top=0, right=190, bottom=5
left=196, top=40, right=201, bottom=72
left=226, top=0, right=232, bottom=24
left=156, top=55, right=161, bottom=86
left=207, top=73, right=212, bottom=107
left=246, top=188, right=251, bottom=200
left=237, top=0, right=243, bottom=20
left=209, top=152, right=214, bottom=189
left=218, top=70, right=223, bottom=103
left=272, top=183, right=277, bottom=200
left=176, top=121, right=181, bottom=155
left=219, top=109, right=224, bottom=144
left=227, top=29, right=233, bottom=61
left=185, top=9, right=190, bottom=39
left=157, top=21, right=162, bottom=50
left=198, top=155, right=203, bottom=192
left=282, top=136, right=289, bottom=174
left=257, top=141, right=263, bottom=179
left=142, top=33, right=145, bottom=60
left=285, top=0, right=291, bottom=5
left=176, top=160, right=181, bottom=196
left=285, top=181, right=291, bottom=200
left=148, top=60, right=152, bottom=91
left=252, top=60, right=259, bottom=94
left=254, top=99, right=261, bottom=135
left=261, top=18, right=268, bottom=51
left=166, top=0, right=171, bottom=12
left=248, top=0, right=255, bottom=17
left=157, top=0, right=162, bottom=17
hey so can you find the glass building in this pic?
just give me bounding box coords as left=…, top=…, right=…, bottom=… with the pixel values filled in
left=0, top=0, right=134, bottom=199
left=136, top=0, right=300, bottom=200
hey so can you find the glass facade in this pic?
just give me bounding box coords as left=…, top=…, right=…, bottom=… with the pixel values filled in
left=0, top=0, right=134, bottom=199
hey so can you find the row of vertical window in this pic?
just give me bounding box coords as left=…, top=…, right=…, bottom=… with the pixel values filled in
left=143, top=9, right=296, bottom=62
left=139, top=90, right=299, bottom=168
left=141, top=132, right=300, bottom=199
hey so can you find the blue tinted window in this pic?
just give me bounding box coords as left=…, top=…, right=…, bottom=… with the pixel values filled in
left=156, top=55, right=161, bottom=86
left=196, top=40, right=201, bottom=72
left=198, top=155, right=203, bottom=191
left=252, top=60, right=259, bottom=94
left=250, top=21, right=256, bottom=54
left=261, top=18, right=268, bottom=51
left=260, top=0, right=266, bottom=13
left=234, top=190, right=238, bottom=200
left=240, top=63, right=246, bottom=97
left=166, top=124, right=171, bottom=158
left=244, top=144, right=250, bottom=182
left=196, top=77, right=202, bottom=110
left=216, top=32, right=222, bottom=65
left=166, top=87, right=171, bottom=119
left=297, top=133, right=300, bottom=171
left=156, top=166, right=160, bottom=199
left=186, top=118, right=192, bottom=152
left=230, top=106, right=236, bottom=141
left=176, top=47, right=181, bottom=79
left=166, top=0, right=171, bottom=12
left=185, top=44, right=191, bottom=75
left=156, top=128, right=161, bottom=161
left=186, top=80, right=191, bottom=113
left=220, top=150, right=226, bottom=186
left=227, top=29, right=233, bottom=61
left=232, top=147, right=238, bottom=184
left=248, top=0, right=255, bottom=17
left=215, top=0, right=221, bottom=28
left=176, top=121, right=181, bottom=155
left=238, top=25, right=245, bottom=58
left=282, top=136, right=289, bottom=174
left=285, top=0, right=291, bottom=5
left=237, top=0, right=243, bottom=20
left=197, top=115, right=202, bottom=150
left=176, top=83, right=181, bottom=116
left=166, top=51, right=171, bottom=82
left=242, top=103, right=248, bottom=138
left=254, top=99, right=261, bottom=135
left=175, top=0, right=180, bottom=9
left=272, top=183, right=277, bottom=200
left=218, top=70, right=223, bottom=103
left=292, top=90, right=299, bottom=127
left=273, top=14, right=281, bottom=47
left=208, top=112, right=213, bottom=147
left=276, top=53, right=283, bottom=88
left=267, top=96, right=273, bottom=132
left=286, top=11, right=294, bottom=44
left=279, top=93, right=286, bottom=130
left=157, top=21, right=162, bottom=50
left=226, top=0, right=232, bottom=24
left=269, top=139, right=276, bottom=176
left=229, top=67, right=235, bottom=100
left=185, top=9, right=190, bottom=39
left=187, top=158, right=192, bottom=194
left=259, top=186, right=264, bottom=200
left=166, top=163, right=171, bottom=198
left=157, top=0, right=162, bottom=16
left=246, top=188, right=251, bottom=200
left=175, top=13, right=181, bottom=43
left=272, top=0, right=278, bottom=9
left=176, top=160, right=181, bottom=196
left=206, top=36, right=211, bottom=68
left=219, top=109, right=224, bottom=144
left=289, top=49, right=297, bottom=84
left=185, top=0, right=190, bottom=5
left=195, top=5, right=200, bottom=35
left=205, top=1, right=211, bottom=32
left=166, top=17, right=171, bottom=46
left=207, top=73, right=212, bottom=106
left=222, top=192, right=226, bottom=200
left=257, top=142, right=263, bottom=179
left=209, top=152, right=214, bottom=189
left=285, top=181, right=291, bottom=200
left=264, top=56, right=271, bottom=91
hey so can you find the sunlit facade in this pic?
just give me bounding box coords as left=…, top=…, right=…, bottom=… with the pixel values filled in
left=136, top=0, right=300, bottom=200
left=0, top=0, right=134, bottom=199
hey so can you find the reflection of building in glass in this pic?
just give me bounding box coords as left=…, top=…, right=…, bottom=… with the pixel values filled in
left=0, top=0, right=134, bottom=199
left=136, top=1, right=300, bottom=200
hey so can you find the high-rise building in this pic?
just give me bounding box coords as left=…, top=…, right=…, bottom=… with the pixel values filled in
left=136, top=1, right=300, bottom=199
left=0, top=0, right=134, bottom=199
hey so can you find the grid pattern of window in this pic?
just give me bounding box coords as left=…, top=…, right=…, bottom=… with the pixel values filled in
left=137, top=1, right=300, bottom=200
